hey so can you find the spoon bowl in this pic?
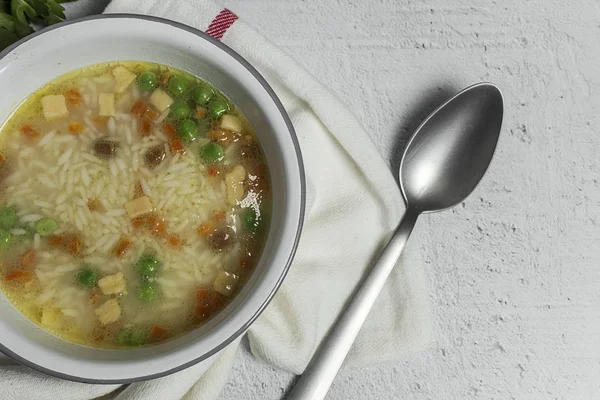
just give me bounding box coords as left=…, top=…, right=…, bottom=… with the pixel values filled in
left=401, top=83, right=503, bottom=213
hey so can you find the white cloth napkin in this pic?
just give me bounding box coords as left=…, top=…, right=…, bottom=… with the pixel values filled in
left=0, top=1, right=433, bottom=398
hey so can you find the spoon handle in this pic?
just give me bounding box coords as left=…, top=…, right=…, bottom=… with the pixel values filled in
left=287, top=210, right=419, bottom=400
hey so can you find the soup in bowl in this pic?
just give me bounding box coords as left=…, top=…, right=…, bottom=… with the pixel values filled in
left=0, top=14, right=304, bottom=382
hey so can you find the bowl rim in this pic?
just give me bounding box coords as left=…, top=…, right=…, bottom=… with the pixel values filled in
left=0, top=13, right=305, bottom=383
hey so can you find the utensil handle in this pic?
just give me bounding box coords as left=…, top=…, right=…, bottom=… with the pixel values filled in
left=286, top=210, right=418, bottom=400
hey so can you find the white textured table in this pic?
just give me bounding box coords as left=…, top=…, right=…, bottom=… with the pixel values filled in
left=64, top=1, right=600, bottom=399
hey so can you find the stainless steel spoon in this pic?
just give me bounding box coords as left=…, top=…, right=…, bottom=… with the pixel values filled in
left=287, top=82, right=504, bottom=400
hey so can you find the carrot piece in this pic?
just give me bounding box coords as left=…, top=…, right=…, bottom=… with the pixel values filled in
left=149, top=325, right=168, bottom=342
left=65, top=89, right=81, bottom=106
left=21, top=249, right=36, bottom=269
left=167, top=234, right=181, bottom=248
left=196, top=289, right=211, bottom=303
left=150, top=217, right=167, bottom=237
left=144, top=108, right=158, bottom=123
left=168, top=139, right=185, bottom=155
left=19, top=124, right=41, bottom=141
left=207, top=166, right=220, bottom=177
left=213, top=210, right=226, bottom=222
left=163, top=123, right=178, bottom=140
left=112, top=237, right=132, bottom=257
left=63, top=234, right=83, bottom=256
left=48, top=235, right=64, bottom=248
left=87, top=198, right=105, bottom=212
left=130, top=100, right=147, bottom=117
left=0, top=153, right=4, bottom=164
left=4, top=270, right=33, bottom=282
left=195, top=303, right=211, bottom=319
left=68, top=121, right=84, bottom=135
left=197, top=222, right=214, bottom=236
left=139, top=119, right=152, bottom=136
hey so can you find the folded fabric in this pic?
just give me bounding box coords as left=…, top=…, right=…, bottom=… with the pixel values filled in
left=0, top=1, right=433, bottom=399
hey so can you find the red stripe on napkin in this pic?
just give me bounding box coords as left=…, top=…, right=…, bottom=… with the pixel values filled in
left=206, top=9, right=238, bottom=40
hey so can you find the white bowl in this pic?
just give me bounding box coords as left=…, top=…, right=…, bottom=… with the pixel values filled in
left=0, top=14, right=305, bottom=383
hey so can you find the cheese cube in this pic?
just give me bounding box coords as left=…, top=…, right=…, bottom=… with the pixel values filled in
left=220, top=115, right=242, bottom=133
left=41, top=95, right=68, bottom=120
left=213, top=270, right=239, bottom=297
left=225, top=165, right=246, bottom=205
left=125, top=196, right=154, bottom=219
left=111, top=66, right=136, bottom=93
left=95, top=299, right=121, bottom=325
left=149, top=89, right=173, bottom=112
left=98, top=272, right=126, bottom=295
left=98, top=93, right=116, bottom=116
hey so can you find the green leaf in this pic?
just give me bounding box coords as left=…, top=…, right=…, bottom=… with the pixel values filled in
left=46, top=0, right=66, bottom=20
left=0, top=12, right=16, bottom=31
left=0, top=26, right=19, bottom=50
left=24, top=0, right=49, bottom=16
left=11, top=0, right=37, bottom=25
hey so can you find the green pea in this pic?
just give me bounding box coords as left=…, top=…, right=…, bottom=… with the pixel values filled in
left=178, top=119, right=199, bottom=142
left=136, top=253, right=160, bottom=277
left=76, top=267, right=99, bottom=289
left=138, top=72, right=158, bottom=91
left=0, top=229, right=12, bottom=251
left=240, top=208, right=258, bottom=232
left=116, top=328, right=147, bottom=346
left=0, top=207, right=17, bottom=230
left=207, top=99, right=229, bottom=119
left=200, top=142, right=224, bottom=164
left=35, top=218, right=57, bottom=237
left=192, top=86, right=214, bottom=105
left=170, top=102, right=191, bottom=120
left=168, top=76, right=188, bottom=96
left=137, top=282, right=156, bottom=302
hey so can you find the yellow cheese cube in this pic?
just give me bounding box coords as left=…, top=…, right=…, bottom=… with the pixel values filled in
left=149, top=89, right=173, bottom=112
left=98, top=93, right=116, bottom=116
left=225, top=165, right=246, bottom=205
left=41, top=95, right=68, bottom=120
left=98, top=272, right=126, bottom=295
left=220, top=115, right=242, bottom=133
left=111, top=66, right=136, bottom=93
left=95, top=299, right=121, bottom=325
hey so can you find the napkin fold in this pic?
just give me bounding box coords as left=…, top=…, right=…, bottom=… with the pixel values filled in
left=0, top=1, right=433, bottom=398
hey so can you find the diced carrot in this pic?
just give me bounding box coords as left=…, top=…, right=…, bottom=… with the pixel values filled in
left=68, top=121, right=84, bottom=135
left=139, top=119, right=152, bottom=136
left=144, top=108, right=158, bottom=122
left=197, top=222, right=214, bottom=236
left=4, top=270, right=33, bottom=282
left=167, top=234, right=181, bottom=248
left=130, top=99, right=147, bottom=117
left=207, top=166, right=220, bottom=177
left=87, top=198, right=105, bottom=212
left=65, top=89, right=81, bottom=106
left=92, top=116, right=109, bottom=127
left=196, top=106, right=207, bottom=119
left=168, top=139, right=186, bottom=155
left=89, top=288, right=103, bottom=305
left=63, top=234, right=83, bottom=256
left=196, top=289, right=211, bottom=303
left=0, top=153, right=4, bottom=164
left=131, top=216, right=146, bottom=229
left=213, top=210, right=226, bottom=222
left=149, top=325, right=168, bottom=342
left=21, top=249, right=36, bottom=269
left=19, top=124, right=41, bottom=141
left=163, top=123, right=178, bottom=140
left=160, top=73, right=170, bottom=87
left=48, top=235, right=64, bottom=248
left=150, top=216, right=167, bottom=237
left=112, top=237, right=132, bottom=257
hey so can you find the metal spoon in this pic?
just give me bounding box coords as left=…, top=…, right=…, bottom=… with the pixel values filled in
left=287, top=82, right=504, bottom=400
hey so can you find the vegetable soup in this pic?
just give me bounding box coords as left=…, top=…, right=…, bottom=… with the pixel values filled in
left=0, top=61, right=271, bottom=348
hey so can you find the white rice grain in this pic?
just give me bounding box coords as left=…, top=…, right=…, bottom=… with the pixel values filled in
left=109, top=159, right=118, bottom=177
left=22, top=214, right=43, bottom=222
left=103, top=234, right=121, bottom=252
left=57, top=148, right=73, bottom=166
left=81, top=153, right=103, bottom=164
left=38, top=176, right=57, bottom=189
left=139, top=176, right=151, bottom=196
left=10, top=228, right=26, bottom=235
left=107, top=117, right=116, bottom=135
left=155, top=108, right=170, bottom=124
left=34, top=200, right=52, bottom=208
left=33, top=233, right=41, bottom=249
left=116, top=157, right=126, bottom=171
left=81, top=168, right=91, bottom=186
left=106, top=209, right=126, bottom=217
